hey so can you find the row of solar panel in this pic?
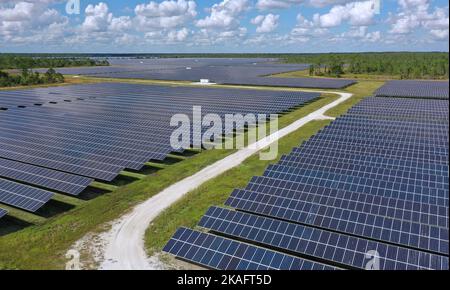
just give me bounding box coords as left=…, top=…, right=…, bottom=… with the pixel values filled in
left=374, top=81, right=449, bottom=99
left=164, top=96, right=449, bottom=270
left=0, top=83, right=319, bottom=213
left=0, top=87, right=318, bottom=183
left=0, top=83, right=317, bottom=109
left=199, top=207, right=448, bottom=270
left=29, top=60, right=355, bottom=89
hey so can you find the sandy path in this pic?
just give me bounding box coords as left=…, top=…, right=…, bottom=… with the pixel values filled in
left=72, top=91, right=352, bottom=270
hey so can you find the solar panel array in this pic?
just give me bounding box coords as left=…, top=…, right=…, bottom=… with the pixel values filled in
left=375, top=80, right=449, bottom=99
left=35, top=58, right=356, bottom=89
left=164, top=96, right=449, bottom=270
left=0, top=83, right=319, bottom=212
left=163, top=227, right=337, bottom=270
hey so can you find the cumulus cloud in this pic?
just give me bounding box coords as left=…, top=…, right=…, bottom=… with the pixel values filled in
left=256, top=0, right=304, bottom=10
left=0, top=1, right=68, bottom=43
left=168, top=27, right=190, bottom=41
left=389, top=0, right=449, bottom=40
left=339, top=26, right=381, bottom=42
left=134, top=0, right=197, bottom=30
left=308, top=0, right=356, bottom=7
left=314, top=0, right=379, bottom=28
left=196, top=0, right=249, bottom=29
left=251, top=14, right=280, bottom=33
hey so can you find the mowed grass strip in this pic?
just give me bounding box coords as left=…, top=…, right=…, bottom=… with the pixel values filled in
left=144, top=80, right=384, bottom=259
left=0, top=89, right=338, bottom=269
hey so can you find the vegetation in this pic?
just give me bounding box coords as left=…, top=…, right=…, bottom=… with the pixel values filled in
left=300, top=52, right=449, bottom=79
left=0, top=55, right=109, bottom=70
left=0, top=68, right=64, bottom=87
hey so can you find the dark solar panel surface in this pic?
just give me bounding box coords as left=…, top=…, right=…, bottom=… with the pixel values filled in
left=31, top=58, right=355, bottom=89
left=375, top=80, right=449, bottom=99
left=163, top=227, right=338, bottom=270
left=164, top=96, right=449, bottom=270
left=0, top=158, right=93, bottom=195
left=0, top=178, right=54, bottom=212
left=199, top=207, right=449, bottom=270
left=0, top=82, right=318, bottom=211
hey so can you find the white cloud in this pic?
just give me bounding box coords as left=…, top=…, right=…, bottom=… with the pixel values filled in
left=0, top=1, right=68, bottom=43
left=256, top=0, right=304, bottom=10
left=196, top=0, right=249, bottom=29
left=389, top=0, right=449, bottom=40
left=82, top=2, right=112, bottom=32
left=134, top=0, right=197, bottom=30
left=251, top=14, right=280, bottom=33
left=168, top=27, right=190, bottom=41
left=308, top=0, right=356, bottom=7
left=314, top=1, right=378, bottom=28
left=339, top=26, right=381, bottom=42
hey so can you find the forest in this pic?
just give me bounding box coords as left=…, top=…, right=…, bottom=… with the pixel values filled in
left=0, top=55, right=109, bottom=70
left=0, top=68, right=64, bottom=87
left=288, top=52, right=449, bottom=79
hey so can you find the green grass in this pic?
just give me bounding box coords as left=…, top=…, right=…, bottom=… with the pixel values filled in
left=144, top=80, right=383, bottom=260
left=326, top=81, right=385, bottom=117
left=0, top=89, right=338, bottom=270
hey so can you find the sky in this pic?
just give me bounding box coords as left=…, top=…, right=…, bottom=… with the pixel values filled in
left=0, top=0, right=448, bottom=53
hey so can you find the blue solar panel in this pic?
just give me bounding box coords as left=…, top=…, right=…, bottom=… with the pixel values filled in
left=375, top=80, right=449, bottom=99
left=0, top=178, right=54, bottom=212
left=0, top=158, right=93, bottom=195
left=30, top=59, right=355, bottom=89
left=164, top=95, right=450, bottom=270
left=226, top=185, right=449, bottom=256
left=199, top=207, right=449, bottom=270
left=163, top=227, right=338, bottom=270
left=0, top=83, right=318, bottom=181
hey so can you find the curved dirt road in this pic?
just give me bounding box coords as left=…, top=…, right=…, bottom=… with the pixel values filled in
left=78, top=91, right=353, bottom=270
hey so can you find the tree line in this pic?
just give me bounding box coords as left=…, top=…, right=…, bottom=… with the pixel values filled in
left=284, top=52, right=448, bottom=79
left=0, top=68, right=64, bottom=87
left=0, top=55, right=109, bottom=70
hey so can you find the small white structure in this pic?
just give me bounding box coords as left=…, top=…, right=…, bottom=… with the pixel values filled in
left=192, top=79, right=216, bottom=86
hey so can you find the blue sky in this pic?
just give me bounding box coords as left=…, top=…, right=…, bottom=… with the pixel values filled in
left=0, top=0, right=448, bottom=53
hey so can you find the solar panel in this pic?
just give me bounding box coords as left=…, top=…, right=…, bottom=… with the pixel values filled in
left=0, top=83, right=318, bottom=181
left=375, top=81, right=449, bottom=99
left=0, top=178, right=54, bottom=212
left=163, top=227, right=337, bottom=270
left=164, top=94, right=449, bottom=270
left=263, top=165, right=448, bottom=205
left=199, top=207, right=449, bottom=270
left=29, top=60, right=355, bottom=89
left=0, top=158, right=93, bottom=195
left=226, top=186, right=449, bottom=255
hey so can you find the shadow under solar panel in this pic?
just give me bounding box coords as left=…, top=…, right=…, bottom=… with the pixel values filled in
left=0, top=208, right=7, bottom=220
